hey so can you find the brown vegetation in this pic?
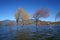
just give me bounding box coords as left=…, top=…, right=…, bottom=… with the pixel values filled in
left=5, top=22, right=14, bottom=26
left=0, top=21, right=2, bottom=26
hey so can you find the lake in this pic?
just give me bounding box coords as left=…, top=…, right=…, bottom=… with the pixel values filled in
left=0, top=25, right=60, bottom=40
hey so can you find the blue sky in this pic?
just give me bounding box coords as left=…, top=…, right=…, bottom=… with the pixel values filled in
left=0, top=0, right=60, bottom=22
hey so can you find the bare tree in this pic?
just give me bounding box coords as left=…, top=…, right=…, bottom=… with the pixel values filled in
left=55, top=11, right=60, bottom=22
left=14, top=8, right=30, bottom=32
left=21, top=12, right=30, bottom=27
left=15, top=8, right=24, bottom=25
left=33, top=8, right=49, bottom=32
left=15, top=8, right=24, bottom=31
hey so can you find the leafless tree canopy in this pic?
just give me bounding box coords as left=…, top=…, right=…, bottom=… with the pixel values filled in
left=33, top=8, right=49, bottom=19
left=55, top=11, right=60, bottom=22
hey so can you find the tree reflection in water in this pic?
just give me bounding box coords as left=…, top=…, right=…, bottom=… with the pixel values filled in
left=13, top=26, right=59, bottom=40
left=13, top=28, right=30, bottom=40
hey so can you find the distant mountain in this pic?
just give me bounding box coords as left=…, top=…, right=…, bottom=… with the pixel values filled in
left=0, top=19, right=60, bottom=25
left=1, top=19, right=15, bottom=22
left=0, top=19, right=50, bottom=23
left=0, top=20, right=15, bottom=25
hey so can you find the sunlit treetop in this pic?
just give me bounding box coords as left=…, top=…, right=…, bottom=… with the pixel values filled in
left=17, top=8, right=25, bottom=14
left=22, top=12, right=30, bottom=20
left=15, top=8, right=24, bottom=19
left=15, top=7, right=30, bottom=20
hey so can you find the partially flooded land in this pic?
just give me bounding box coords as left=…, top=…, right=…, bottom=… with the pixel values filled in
left=0, top=0, right=60, bottom=40
left=0, top=25, right=60, bottom=40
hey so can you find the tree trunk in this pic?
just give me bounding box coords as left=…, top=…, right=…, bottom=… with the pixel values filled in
left=36, top=19, right=38, bottom=32
left=22, top=19, right=24, bottom=28
left=16, top=19, right=19, bottom=32
left=16, top=19, right=18, bottom=25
